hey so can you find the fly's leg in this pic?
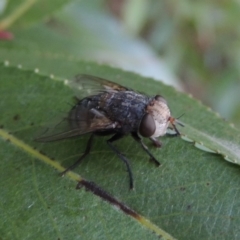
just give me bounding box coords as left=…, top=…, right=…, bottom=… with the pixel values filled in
left=149, top=137, right=162, bottom=148
left=131, top=132, right=160, bottom=166
left=61, top=134, right=94, bottom=176
left=107, top=134, right=134, bottom=190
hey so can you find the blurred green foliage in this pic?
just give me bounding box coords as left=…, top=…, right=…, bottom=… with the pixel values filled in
left=117, top=0, right=240, bottom=127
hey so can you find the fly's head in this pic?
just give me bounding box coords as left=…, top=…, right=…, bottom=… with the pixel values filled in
left=139, top=95, right=181, bottom=138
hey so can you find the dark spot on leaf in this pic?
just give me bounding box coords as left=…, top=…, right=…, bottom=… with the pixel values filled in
left=13, top=114, right=20, bottom=121
left=0, top=125, right=3, bottom=129
left=30, top=122, right=34, bottom=126
left=39, top=150, right=47, bottom=156
left=180, top=187, right=186, bottom=191
left=206, top=182, right=210, bottom=186
left=187, top=205, right=191, bottom=210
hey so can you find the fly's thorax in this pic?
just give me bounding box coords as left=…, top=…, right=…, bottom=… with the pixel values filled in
left=138, top=95, right=171, bottom=138
left=97, top=91, right=149, bottom=127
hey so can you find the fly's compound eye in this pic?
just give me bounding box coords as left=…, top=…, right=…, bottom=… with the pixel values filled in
left=139, top=113, right=156, bottom=137
left=155, top=95, right=167, bottom=104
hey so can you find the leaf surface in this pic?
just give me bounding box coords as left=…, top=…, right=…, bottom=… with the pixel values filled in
left=1, top=62, right=240, bottom=240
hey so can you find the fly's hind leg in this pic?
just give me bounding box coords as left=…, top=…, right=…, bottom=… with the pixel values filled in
left=107, top=134, right=134, bottom=189
left=61, top=134, right=94, bottom=176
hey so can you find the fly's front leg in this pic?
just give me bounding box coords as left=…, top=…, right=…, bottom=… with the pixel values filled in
left=61, top=134, right=94, bottom=176
left=107, top=134, right=134, bottom=189
left=149, top=137, right=162, bottom=148
left=132, top=132, right=160, bottom=166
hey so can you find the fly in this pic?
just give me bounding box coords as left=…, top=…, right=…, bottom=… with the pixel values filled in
left=36, top=74, right=183, bottom=189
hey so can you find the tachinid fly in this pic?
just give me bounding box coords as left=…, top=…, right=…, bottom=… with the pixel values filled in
left=36, top=75, right=183, bottom=189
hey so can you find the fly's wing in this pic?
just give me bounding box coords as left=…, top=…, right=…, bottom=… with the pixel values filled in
left=36, top=75, right=127, bottom=142
left=35, top=105, right=117, bottom=142
left=64, top=74, right=130, bottom=99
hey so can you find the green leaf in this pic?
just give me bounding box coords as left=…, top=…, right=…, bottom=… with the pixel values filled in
left=1, top=61, right=240, bottom=240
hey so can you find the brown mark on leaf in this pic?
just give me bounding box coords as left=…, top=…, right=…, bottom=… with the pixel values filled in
left=39, top=150, right=45, bottom=155
left=77, top=179, right=140, bottom=219
left=187, top=205, right=191, bottom=210
left=13, top=114, right=20, bottom=121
